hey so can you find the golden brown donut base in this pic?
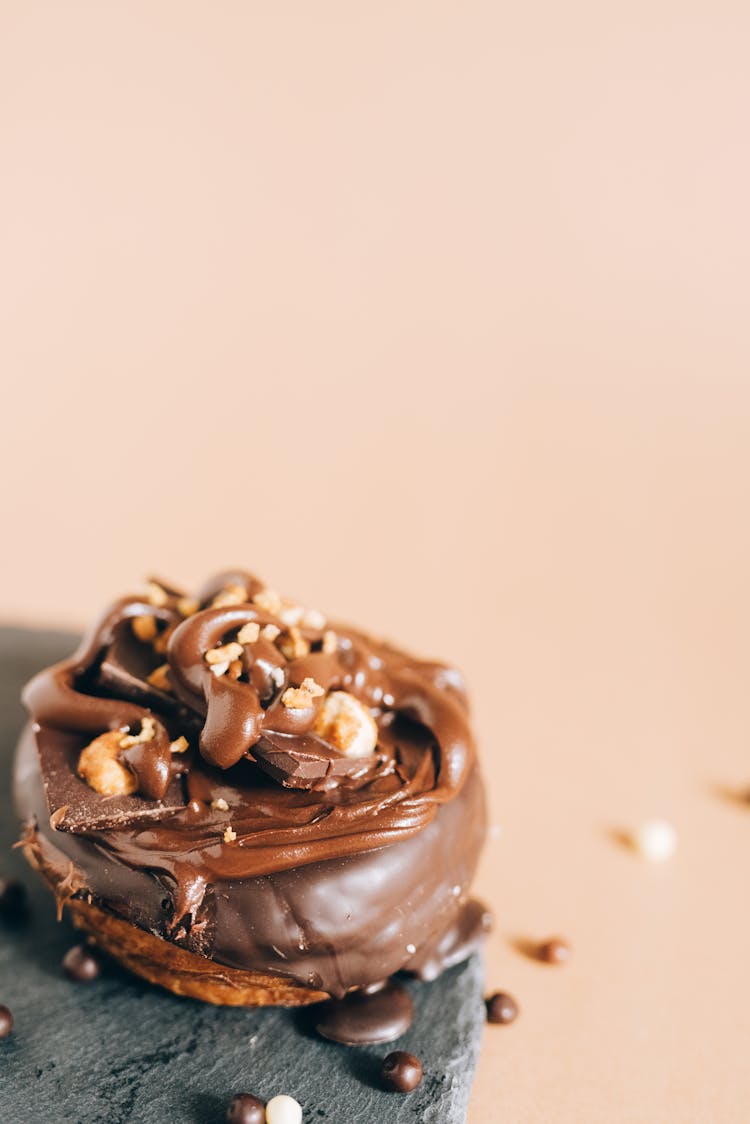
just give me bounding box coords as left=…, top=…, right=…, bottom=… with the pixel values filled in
left=22, top=834, right=329, bottom=1008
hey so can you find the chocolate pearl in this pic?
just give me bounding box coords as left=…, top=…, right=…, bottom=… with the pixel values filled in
left=0, top=878, right=27, bottom=918
left=486, top=991, right=519, bottom=1024
left=0, top=1005, right=13, bottom=1038
left=538, top=937, right=571, bottom=965
left=62, top=943, right=101, bottom=982
left=226, top=1092, right=266, bottom=1124
left=382, top=1050, right=423, bottom=1093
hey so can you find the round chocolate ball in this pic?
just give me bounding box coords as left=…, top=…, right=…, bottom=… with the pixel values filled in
left=0, top=1005, right=13, bottom=1038
left=382, top=1050, right=423, bottom=1093
left=0, top=878, right=27, bottom=918
left=538, top=937, right=571, bottom=965
left=226, top=1093, right=266, bottom=1124
left=486, top=991, right=519, bottom=1024
left=62, top=943, right=101, bottom=982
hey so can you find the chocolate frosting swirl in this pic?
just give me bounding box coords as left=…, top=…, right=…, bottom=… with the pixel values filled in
left=22, top=571, right=475, bottom=880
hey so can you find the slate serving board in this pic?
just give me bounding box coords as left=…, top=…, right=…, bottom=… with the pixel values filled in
left=0, top=628, right=485, bottom=1124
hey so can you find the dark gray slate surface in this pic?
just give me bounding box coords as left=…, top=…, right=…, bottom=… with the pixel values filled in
left=0, top=628, right=484, bottom=1124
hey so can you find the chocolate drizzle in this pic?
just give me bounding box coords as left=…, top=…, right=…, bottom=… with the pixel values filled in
left=16, top=570, right=490, bottom=1007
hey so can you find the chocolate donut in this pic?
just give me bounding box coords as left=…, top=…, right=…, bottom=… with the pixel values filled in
left=14, top=571, right=490, bottom=1039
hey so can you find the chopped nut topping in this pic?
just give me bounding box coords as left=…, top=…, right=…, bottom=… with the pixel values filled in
left=302, top=608, right=326, bottom=630
left=227, top=659, right=243, bottom=680
left=206, top=642, right=243, bottom=664
left=261, top=623, right=281, bottom=642
left=322, top=630, right=338, bottom=654
left=132, top=615, right=158, bottom=643
left=209, top=661, right=229, bottom=677
left=50, top=806, right=69, bottom=829
left=211, top=797, right=229, bottom=811
left=146, top=581, right=170, bottom=607
left=153, top=625, right=175, bottom=655
left=253, top=588, right=282, bottom=614
left=223, top=826, right=237, bottom=843
left=119, top=715, right=157, bottom=748
left=279, top=626, right=310, bottom=661
left=270, top=667, right=285, bottom=690
left=211, top=583, right=248, bottom=608
left=177, top=596, right=200, bottom=618
left=313, top=691, right=378, bottom=758
left=170, top=736, right=189, bottom=754
left=281, top=676, right=325, bottom=709
left=77, top=732, right=138, bottom=796
left=279, top=603, right=304, bottom=627
left=237, top=621, right=260, bottom=644
left=147, top=664, right=171, bottom=691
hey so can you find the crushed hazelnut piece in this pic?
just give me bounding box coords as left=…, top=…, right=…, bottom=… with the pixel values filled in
left=270, top=667, right=285, bottom=690
left=212, top=584, right=248, bottom=608
left=147, top=664, right=171, bottom=691
left=209, top=661, right=229, bottom=677
left=313, top=691, right=378, bottom=758
left=212, top=797, right=229, bottom=811
left=153, top=625, right=175, bottom=655
left=253, top=588, right=282, bottom=614
left=120, top=715, right=157, bottom=748
left=205, top=642, right=244, bottom=666
left=132, top=615, right=157, bottom=643
left=227, top=659, right=243, bottom=680
left=177, top=596, right=200, bottom=618
left=50, top=806, right=69, bottom=829
left=146, top=581, right=169, bottom=607
left=223, top=826, right=237, bottom=843
left=261, top=623, right=281, bottom=641
left=322, top=630, right=338, bottom=654
left=302, top=608, right=326, bottom=630
left=279, top=626, right=310, bottom=660
left=281, top=677, right=325, bottom=709
left=237, top=621, right=260, bottom=644
left=77, top=732, right=138, bottom=796
left=279, top=603, right=304, bottom=627
left=170, top=736, right=189, bottom=754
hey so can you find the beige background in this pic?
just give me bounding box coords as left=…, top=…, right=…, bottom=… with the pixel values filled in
left=2, top=3, right=750, bottom=1120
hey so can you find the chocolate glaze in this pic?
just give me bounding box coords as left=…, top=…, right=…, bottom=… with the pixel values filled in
left=16, top=571, right=490, bottom=1010
left=315, top=980, right=414, bottom=1045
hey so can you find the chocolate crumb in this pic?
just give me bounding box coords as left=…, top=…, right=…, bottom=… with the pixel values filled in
left=226, top=1093, right=266, bottom=1124
left=382, top=1050, right=423, bottom=1093
left=0, top=1005, right=13, bottom=1038
left=62, top=943, right=101, bottom=982
left=538, top=937, right=571, bottom=964
left=486, top=991, right=519, bottom=1024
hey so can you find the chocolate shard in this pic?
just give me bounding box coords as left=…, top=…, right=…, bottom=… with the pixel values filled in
left=252, top=730, right=377, bottom=790
left=35, top=726, right=186, bottom=833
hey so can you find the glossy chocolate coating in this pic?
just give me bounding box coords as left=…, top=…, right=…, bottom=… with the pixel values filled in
left=16, top=571, right=489, bottom=1001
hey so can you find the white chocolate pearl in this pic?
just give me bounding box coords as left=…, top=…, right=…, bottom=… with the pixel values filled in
left=632, top=819, right=677, bottom=862
left=265, top=1094, right=302, bottom=1124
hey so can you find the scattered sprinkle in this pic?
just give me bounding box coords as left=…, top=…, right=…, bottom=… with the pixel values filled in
left=265, top=1094, right=302, bottom=1124
left=631, top=818, right=677, bottom=862
left=537, top=937, right=571, bottom=965
left=381, top=1051, right=423, bottom=1094
left=486, top=991, right=519, bottom=1025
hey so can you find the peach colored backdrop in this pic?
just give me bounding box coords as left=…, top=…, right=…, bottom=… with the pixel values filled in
left=2, top=4, right=750, bottom=1120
